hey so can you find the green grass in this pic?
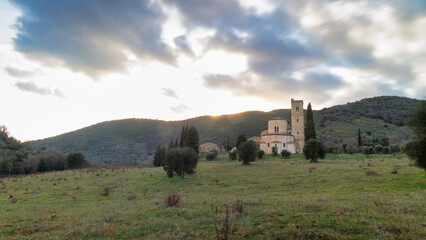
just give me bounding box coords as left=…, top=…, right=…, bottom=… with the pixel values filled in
left=0, top=154, right=425, bottom=239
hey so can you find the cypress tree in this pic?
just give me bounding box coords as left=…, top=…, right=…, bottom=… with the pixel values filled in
left=305, top=103, right=316, bottom=141
left=188, top=126, right=200, bottom=154
left=179, top=126, right=185, bottom=147
left=357, top=128, right=362, bottom=149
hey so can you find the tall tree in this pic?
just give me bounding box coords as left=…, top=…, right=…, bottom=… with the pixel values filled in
left=235, top=134, right=247, bottom=150
left=305, top=103, right=316, bottom=141
left=405, top=101, right=426, bottom=170
left=179, top=126, right=185, bottom=147
left=153, top=144, right=166, bottom=167
left=188, top=126, right=200, bottom=154
left=357, top=128, right=362, bottom=149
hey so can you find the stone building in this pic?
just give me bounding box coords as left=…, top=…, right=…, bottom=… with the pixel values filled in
left=258, top=99, right=305, bottom=154
left=199, top=142, right=224, bottom=153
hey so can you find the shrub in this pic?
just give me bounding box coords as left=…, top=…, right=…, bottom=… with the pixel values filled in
left=281, top=149, right=291, bottom=159
left=272, top=146, right=278, bottom=156
left=257, top=150, right=265, bottom=159
left=163, top=147, right=198, bottom=179
left=238, top=140, right=257, bottom=165
left=228, top=150, right=237, bottom=160
left=374, top=144, right=384, bottom=154
left=389, top=144, right=400, bottom=154
left=303, top=139, right=326, bottom=163
left=102, top=187, right=110, bottom=196
left=327, top=146, right=338, bottom=154
left=365, top=170, right=378, bottom=176
left=66, top=152, right=86, bottom=169
left=383, top=146, right=390, bottom=154
left=345, top=144, right=356, bottom=155
left=164, top=190, right=180, bottom=207
left=37, top=159, right=49, bottom=172
left=206, top=150, right=218, bottom=161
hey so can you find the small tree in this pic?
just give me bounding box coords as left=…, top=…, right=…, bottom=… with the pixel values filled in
left=281, top=149, right=291, bottom=159
left=389, top=144, right=400, bottom=155
left=362, top=146, right=370, bottom=157
left=153, top=145, right=166, bottom=167
left=379, top=137, right=390, bottom=147
left=303, top=139, right=326, bottom=163
left=37, top=159, right=49, bottom=172
left=163, top=147, right=198, bottom=179
left=345, top=144, right=356, bottom=155
left=238, top=140, right=257, bottom=165
left=66, top=152, right=86, bottom=169
left=206, top=150, right=218, bottom=161
left=272, top=146, right=278, bottom=156
left=235, top=135, right=247, bottom=150
left=383, top=146, right=390, bottom=154
left=257, top=149, right=265, bottom=159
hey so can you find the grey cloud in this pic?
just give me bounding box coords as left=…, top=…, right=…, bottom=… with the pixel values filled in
left=4, top=67, right=41, bottom=78
left=174, top=35, right=194, bottom=57
left=170, top=104, right=189, bottom=114
left=162, top=87, right=179, bottom=99
left=10, top=0, right=175, bottom=78
left=15, top=81, right=65, bottom=98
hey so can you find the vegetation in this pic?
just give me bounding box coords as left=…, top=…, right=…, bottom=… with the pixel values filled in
left=0, top=154, right=424, bottom=239
left=153, top=145, right=166, bottom=167
left=31, top=96, right=419, bottom=165
left=206, top=150, right=218, bottom=161
left=305, top=103, right=316, bottom=141
left=235, top=134, right=247, bottom=150
left=271, top=146, right=278, bottom=156
left=303, top=139, right=326, bottom=163
left=405, top=101, right=426, bottom=170
left=345, top=144, right=356, bottom=154
left=237, top=140, right=257, bottom=165
left=228, top=150, right=237, bottom=160
left=281, top=149, right=291, bottom=159
left=163, top=147, right=198, bottom=179
left=66, top=152, right=87, bottom=169
left=257, top=150, right=265, bottom=159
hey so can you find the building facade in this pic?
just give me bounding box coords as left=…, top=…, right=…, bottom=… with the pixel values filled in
left=258, top=99, right=305, bottom=154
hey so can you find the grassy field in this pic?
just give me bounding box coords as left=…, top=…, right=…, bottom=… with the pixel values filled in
left=0, top=154, right=425, bottom=239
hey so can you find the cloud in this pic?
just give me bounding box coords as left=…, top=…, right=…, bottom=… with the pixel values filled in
left=10, top=0, right=175, bottom=78
left=15, top=81, right=65, bottom=98
left=161, top=87, right=179, bottom=99
left=4, top=66, right=40, bottom=78
left=170, top=104, right=189, bottom=114
left=174, top=35, right=194, bottom=57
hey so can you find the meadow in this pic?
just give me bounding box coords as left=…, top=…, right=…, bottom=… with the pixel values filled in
left=0, top=153, right=424, bottom=239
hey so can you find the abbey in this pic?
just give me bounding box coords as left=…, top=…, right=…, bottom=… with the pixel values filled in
left=258, top=99, right=305, bottom=154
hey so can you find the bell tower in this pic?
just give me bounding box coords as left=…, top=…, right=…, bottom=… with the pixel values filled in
left=291, top=99, right=305, bottom=152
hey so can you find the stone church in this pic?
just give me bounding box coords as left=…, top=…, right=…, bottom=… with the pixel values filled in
left=256, top=99, right=305, bottom=154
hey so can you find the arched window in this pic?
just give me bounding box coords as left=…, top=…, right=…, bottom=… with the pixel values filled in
left=297, top=131, right=299, bottom=135
left=277, top=126, right=279, bottom=133
left=297, top=118, right=299, bottom=123
left=268, top=143, right=270, bottom=147
left=283, top=143, right=285, bottom=147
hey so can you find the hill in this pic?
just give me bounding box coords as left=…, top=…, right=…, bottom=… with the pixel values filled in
left=0, top=154, right=424, bottom=239
left=32, top=96, right=420, bottom=165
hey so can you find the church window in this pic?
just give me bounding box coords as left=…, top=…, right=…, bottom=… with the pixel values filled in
left=277, top=126, right=279, bottom=133
left=297, top=118, right=299, bottom=123
left=297, top=131, right=299, bottom=135
left=268, top=143, right=270, bottom=147
left=283, top=143, right=285, bottom=147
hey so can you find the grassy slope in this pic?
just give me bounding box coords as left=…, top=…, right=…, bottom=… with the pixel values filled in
left=1, top=154, right=425, bottom=239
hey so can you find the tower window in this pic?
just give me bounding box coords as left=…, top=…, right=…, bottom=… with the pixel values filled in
left=297, top=118, right=299, bottom=123
left=297, top=131, right=299, bottom=135
left=296, top=107, right=299, bottom=112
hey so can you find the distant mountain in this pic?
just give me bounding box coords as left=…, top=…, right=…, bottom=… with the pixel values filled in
left=32, top=96, right=420, bottom=165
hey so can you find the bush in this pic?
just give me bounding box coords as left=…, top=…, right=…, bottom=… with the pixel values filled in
left=327, top=146, right=338, bottom=154
left=229, top=150, right=237, bottom=160
left=37, top=159, right=49, bottom=172
left=206, top=150, right=218, bottom=161
left=66, top=152, right=86, bottom=169
left=164, top=190, right=180, bottom=207
left=374, top=144, right=384, bottom=154
left=237, top=140, right=257, bottom=165
left=272, top=146, right=278, bottom=156
left=345, top=144, right=356, bottom=155
left=389, top=144, right=400, bottom=154
left=383, top=146, right=390, bottom=154
left=303, top=139, right=326, bottom=163
left=257, top=150, right=265, bottom=159
left=281, top=149, right=291, bottom=159
left=163, top=147, right=198, bottom=179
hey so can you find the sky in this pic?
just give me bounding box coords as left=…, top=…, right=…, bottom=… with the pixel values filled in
left=0, top=0, right=425, bottom=141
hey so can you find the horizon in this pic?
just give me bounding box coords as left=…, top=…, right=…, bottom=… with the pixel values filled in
left=1, top=0, right=425, bottom=141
